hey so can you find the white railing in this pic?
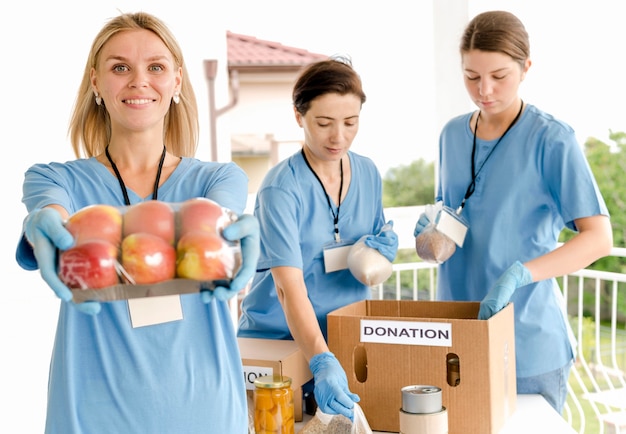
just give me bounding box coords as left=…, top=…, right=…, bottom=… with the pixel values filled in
left=372, top=249, right=626, bottom=434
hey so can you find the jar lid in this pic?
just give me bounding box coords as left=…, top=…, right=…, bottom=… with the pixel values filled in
left=253, top=374, right=292, bottom=389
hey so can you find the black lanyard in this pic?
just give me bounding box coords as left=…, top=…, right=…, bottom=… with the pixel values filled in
left=105, top=145, right=167, bottom=206
left=301, top=148, right=343, bottom=242
left=456, top=100, right=524, bottom=215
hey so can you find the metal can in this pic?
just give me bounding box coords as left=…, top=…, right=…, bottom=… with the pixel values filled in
left=399, top=385, right=448, bottom=434
left=253, top=374, right=295, bottom=434
left=401, top=385, right=443, bottom=414
left=447, top=357, right=460, bottom=387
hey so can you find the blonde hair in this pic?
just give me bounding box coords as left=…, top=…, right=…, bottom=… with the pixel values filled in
left=68, top=11, right=199, bottom=158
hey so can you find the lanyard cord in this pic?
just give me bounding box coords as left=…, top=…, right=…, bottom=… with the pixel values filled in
left=105, top=145, right=167, bottom=206
left=456, top=100, right=524, bottom=215
left=301, top=148, right=343, bottom=242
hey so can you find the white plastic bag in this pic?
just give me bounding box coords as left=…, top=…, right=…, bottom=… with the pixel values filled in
left=298, top=404, right=373, bottom=434
left=352, top=403, right=373, bottom=434
left=347, top=235, right=393, bottom=286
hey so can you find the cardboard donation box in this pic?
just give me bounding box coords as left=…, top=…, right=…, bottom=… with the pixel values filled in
left=327, top=300, right=516, bottom=434
left=238, top=337, right=313, bottom=422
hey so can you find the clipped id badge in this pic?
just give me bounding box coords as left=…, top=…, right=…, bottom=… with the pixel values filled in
left=322, top=240, right=354, bottom=273
left=436, top=206, right=469, bottom=247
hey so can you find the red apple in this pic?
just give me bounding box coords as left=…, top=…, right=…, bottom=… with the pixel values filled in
left=176, top=231, right=235, bottom=281
left=120, top=233, right=176, bottom=284
left=123, top=200, right=175, bottom=245
left=58, top=239, right=120, bottom=289
left=65, top=204, right=123, bottom=246
left=177, top=197, right=229, bottom=237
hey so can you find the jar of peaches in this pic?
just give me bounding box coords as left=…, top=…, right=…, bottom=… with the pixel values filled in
left=253, top=374, right=295, bottom=434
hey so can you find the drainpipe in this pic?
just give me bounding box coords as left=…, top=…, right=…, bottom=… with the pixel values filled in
left=204, top=59, right=240, bottom=162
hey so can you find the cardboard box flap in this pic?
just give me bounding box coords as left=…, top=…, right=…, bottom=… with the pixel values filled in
left=239, top=337, right=306, bottom=362
left=328, top=299, right=481, bottom=320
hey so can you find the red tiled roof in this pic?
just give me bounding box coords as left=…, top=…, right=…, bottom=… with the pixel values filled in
left=227, top=31, right=327, bottom=71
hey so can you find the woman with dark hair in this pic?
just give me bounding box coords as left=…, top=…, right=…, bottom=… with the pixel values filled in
left=238, top=57, right=398, bottom=420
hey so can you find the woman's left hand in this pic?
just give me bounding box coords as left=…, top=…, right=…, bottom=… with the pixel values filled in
left=364, top=220, right=398, bottom=262
left=201, top=214, right=260, bottom=303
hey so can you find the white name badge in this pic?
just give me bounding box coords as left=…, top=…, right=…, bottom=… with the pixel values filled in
left=436, top=208, right=468, bottom=247
left=323, top=242, right=354, bottom=273
left=128, top=295, right=183, bottom=328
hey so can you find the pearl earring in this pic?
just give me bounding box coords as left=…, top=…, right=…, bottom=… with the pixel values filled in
left=94, top=92, right=102, bottom=106
left=173, top=93, right=180, bottom=104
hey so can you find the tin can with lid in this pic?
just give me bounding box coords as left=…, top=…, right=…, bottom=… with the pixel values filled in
left=399, top=385, right=448, bottom=434
left=253, top=374, right=295, bottom=434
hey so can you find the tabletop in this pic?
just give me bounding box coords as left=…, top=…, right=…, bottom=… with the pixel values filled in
left=294, top=394, right=576, bottom=433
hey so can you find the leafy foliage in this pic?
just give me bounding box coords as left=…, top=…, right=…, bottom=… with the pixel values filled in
left=561, top=131, right=626, bottom=273
left=382, top=159, right=435, bottom=207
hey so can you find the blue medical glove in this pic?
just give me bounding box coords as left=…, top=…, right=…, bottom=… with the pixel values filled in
left=478, top=261, right=533, bottom=320
left=23, top=208, right=101, bottom=315
left=202, top=214, right=260, bottom=303
left=414, top=201, right=444, bottom=237
left=413, top=213, right=431, bottom=237
left=363, top=221, right=398, bottom=262
left=309, top=352, right=360, bottom=421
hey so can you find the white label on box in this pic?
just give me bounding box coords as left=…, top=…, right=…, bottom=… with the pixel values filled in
left=242, top=365, right=274, bottom=390
left=360, top=319, right=452, bottom=347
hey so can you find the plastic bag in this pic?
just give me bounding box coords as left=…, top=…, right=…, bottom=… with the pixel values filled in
left=298, top=404, right=373, bottom=434
left=415, top=202, right=456, bottom=264
left=347, top=234, right=393, bottom=286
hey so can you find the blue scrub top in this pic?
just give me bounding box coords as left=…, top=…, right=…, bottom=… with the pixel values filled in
left=16, top=157, right=250, bottom=434
left=238, top=150, right=386, bottom=341
left=437, top=104, right=609, bottom=377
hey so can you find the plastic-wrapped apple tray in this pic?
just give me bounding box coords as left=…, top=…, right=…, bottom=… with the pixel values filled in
left=58, top=198, right=242, bottom=303
left=70, top=278, right=238, bottom=303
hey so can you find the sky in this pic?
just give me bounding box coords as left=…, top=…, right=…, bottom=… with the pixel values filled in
left=2, top=1, right=625, bottom=432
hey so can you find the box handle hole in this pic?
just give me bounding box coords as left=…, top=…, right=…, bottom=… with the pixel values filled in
left=353, top=344, right=368, bottom=383
left=447, top=353, right=460, bottom=387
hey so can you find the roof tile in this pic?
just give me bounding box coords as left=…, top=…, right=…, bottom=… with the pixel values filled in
left=227, top=31, right=327, bottom=69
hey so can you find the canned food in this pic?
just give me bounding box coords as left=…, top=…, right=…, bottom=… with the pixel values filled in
left=401, top=385, right=443, bottom=414
left=254, top=375, right=295, bottom=434
left=447, top=356, right=460, bottom=386
left=399, top=385, right=448, bottom=434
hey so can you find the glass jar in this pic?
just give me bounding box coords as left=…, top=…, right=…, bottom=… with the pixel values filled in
left=253, top=374, right=295, bottom=434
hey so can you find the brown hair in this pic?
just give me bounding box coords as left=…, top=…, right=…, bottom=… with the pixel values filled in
left=292, top=56, right=366, bottom=116
left=68, top=11, right=199, bottom=158
left=460, top=10, right=530, bottom=67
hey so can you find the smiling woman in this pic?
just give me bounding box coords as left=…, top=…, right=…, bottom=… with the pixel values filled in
left=14, top=11, right=260, bottom=434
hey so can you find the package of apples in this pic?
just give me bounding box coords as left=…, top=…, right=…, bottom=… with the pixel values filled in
left=58, top=198, right=242, bottom=303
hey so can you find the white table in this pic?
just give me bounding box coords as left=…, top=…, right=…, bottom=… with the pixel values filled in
left=294, top=394, right=576, bottom=433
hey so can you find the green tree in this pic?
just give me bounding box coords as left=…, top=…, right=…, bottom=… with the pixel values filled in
left=382, top=159, right=435, bottom=207
left=560, top=131, right=626, bottom=264
left=559, top=130, right=626, bottom=320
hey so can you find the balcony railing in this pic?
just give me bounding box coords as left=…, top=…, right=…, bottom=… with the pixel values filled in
left=371, top=250, right=626, bottom=434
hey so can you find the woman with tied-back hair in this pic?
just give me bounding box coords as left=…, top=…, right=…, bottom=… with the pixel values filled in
left=414, top=10, right=612, bottom=414
left=238, top=57, right=398, bottom=421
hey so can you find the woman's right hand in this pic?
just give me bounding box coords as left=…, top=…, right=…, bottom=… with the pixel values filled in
left=309, top=351, right=360, bottom=421
left=413, top=212, right=432, bottom=237
left=23, top=208, right=101, bottom=314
